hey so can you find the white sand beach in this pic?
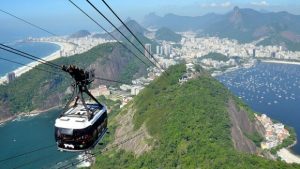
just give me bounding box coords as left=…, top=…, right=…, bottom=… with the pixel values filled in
left=277, top=148, right=300, bottom=164
left=261, top=60, right=300, bottom=65
left=0, top=41, right=75, bottom=84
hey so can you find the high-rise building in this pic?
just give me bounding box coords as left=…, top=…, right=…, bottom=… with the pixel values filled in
left=156, top=45, right=160, bottom=55
left=252, top=49, right=256, bottom=58
left=145, top=44, right=152, bottom=58
left=7, top=72, right=16, bottom=83
left=163, top=44, right=171, bottom=56
left=160, top=46, right=164, bottom=55
left=271, top=52, right=276, bottom=58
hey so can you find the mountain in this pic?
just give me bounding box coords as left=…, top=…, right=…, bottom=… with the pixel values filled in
left=143, top=8, right=300, bottom=49
left=104, top=20, right=149, bottom=40
left=205, top=7, right=300, bottom=43
left=98, top=19, right=158, bottom=52
left=93, top=64, right=298, bottom=168
left=69, top=30, right=91, bottom=38
left=0, top=43, right=148, bottom=119
left=155, top=27, right=182, bottom=42
left=200, top=52, right=230, bottom=62
left=143, top=12, right=221, bottom=32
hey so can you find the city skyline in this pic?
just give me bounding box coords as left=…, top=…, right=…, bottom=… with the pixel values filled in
left=1, top=0, right=300, bottom=42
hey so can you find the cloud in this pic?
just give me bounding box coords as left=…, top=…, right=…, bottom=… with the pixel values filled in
left=221, top=2, right=232, bottom=7
left=201, top=1, right=232, bottom=8
left=251, top=1, right=269, bottom=6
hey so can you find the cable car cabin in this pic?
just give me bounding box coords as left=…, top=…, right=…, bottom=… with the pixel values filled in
left=54, top=103, right=107, bottom=152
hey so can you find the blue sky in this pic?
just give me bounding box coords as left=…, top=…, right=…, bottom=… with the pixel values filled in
left=0, top=0, right=300, bottom=41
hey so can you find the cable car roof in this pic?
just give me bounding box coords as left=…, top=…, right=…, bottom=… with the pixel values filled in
left=55, top=104, right=106, bottom=130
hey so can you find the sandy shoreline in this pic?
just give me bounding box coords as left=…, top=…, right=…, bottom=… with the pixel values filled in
left=277, top=147, right=300, bottom=164
left=0, top=41, right=76, bottom=84
left=261, top=60, right=300, bottom=65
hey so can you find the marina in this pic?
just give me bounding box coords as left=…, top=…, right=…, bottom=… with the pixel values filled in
left=218, top=62, right=300, bottom=155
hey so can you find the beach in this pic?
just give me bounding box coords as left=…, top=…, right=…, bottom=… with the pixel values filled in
left=277, top=148, right=300, bottom=164
left=261, top=60, right=300, bottom=65
left=0, top=41, right=76, bottom=84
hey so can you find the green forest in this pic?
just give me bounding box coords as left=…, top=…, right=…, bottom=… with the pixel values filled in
left=200, top=52, right=230, bottom=62
left=0, top=43, right=146, bottom=114
left=92, top=64, right=300, bottom=169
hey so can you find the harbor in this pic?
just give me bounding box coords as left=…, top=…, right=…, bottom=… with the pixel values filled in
left=218, top=62, right=300, bottom=162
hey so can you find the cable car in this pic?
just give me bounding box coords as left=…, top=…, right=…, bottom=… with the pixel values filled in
left=55, top=65, right=108, bottom=151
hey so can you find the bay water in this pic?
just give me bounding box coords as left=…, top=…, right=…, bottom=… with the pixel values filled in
left=0, top=109, right=79, bottom=169
left=218, top=62, right=300, bottom=154
left=0, top=42, right=60, bottom=77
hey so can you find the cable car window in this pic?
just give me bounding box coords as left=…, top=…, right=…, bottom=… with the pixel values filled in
left=59, top=128, right=73, bottom=135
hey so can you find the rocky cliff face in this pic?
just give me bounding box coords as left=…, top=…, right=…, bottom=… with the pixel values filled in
left=91, top=44, right=146, bottom=86
left=0, top=101, right=13, bottom=122
left=228, top=99, right=265, bottom=154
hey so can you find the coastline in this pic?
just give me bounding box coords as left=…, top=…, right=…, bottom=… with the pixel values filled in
left=261, top=60, right=300, bottom=65
left=276, top=140, right=300, bottom=163
left=0, top=106, right=60, bottom=126
left=0, top=115, right=17, bottom=125
left=216, top=61, right=300, bottom=164
left=277, top=146, right=300, bottom=164
left=0, top=41, right=76, bottom=84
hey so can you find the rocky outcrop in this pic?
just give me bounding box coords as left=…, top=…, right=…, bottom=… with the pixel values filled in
left=91, top=44, right=146, bottom=86
left=228, top=99, right=264, bottom=154
left=0, top=101, right=13, bottom=123
left=35, top=45, right=146, bottom=110
left=112, top=105, right=152, bottom=156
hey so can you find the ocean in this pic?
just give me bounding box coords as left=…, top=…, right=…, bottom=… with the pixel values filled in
left=0, top=109, right=80, bottom=169
left=0, top=42, right=60, bottom=77
left=0, top=41, right=80, bottom=169
left=218, top=62, right=300, bottom=155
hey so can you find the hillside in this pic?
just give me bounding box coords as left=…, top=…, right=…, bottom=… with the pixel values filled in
left=0, top=42, right=149, bottom=119
left=143, top=8, right=300, bottom=49
left=92, top=64, right=299, bottom=168
left=100, top=19, right=157, bottom=53
left=103, top=20, right=149, bottom=40
left=69, top=30, right=91, bottom=38
left=200, top=52, right=230, bottom=62
left=155, top=27, right=182, bottom=42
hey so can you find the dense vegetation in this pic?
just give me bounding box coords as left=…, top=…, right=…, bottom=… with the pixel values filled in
left=200, top=52, right=230, bottom=62
left=257, top=35, right=300, bottom=52
left=92, top=64, right=299, bottom=169
left=155, top=27, right=182, bottom=42
left=0, top=43, right=146, bottom=114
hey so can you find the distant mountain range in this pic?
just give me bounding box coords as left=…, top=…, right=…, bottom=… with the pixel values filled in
left=143, top=7, right=300, bottom=50
left=93, top=20, right=160, bottom=53
left=93, top=20, right=149, bottom=40
left=92, top=20, right=181, bottom=45
left=69, top=30, right=91, bottom=38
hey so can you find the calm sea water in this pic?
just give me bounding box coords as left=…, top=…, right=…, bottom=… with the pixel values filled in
left=218, top=62, right=300, bottom=154
left=0, top=42, right=60, bottom=76
left=0, top=109, right=79, bottom=169
left=0, top=41, right=82, bottom=169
